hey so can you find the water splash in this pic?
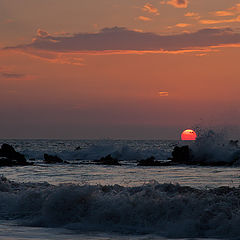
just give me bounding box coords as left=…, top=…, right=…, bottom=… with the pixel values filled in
left=188, top=128, right=240, bottom=164
left=1, top=177, right=240, bottom=238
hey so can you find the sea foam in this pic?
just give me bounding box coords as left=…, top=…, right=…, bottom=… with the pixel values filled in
left=22, top=142, right=170, bottom=162
left=1, top=176, right=240, bottom=238
left=187, top=129, right=240, bottom=165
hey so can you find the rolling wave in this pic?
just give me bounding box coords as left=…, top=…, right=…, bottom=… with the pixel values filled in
left=1, top=176, right=240, bottom=238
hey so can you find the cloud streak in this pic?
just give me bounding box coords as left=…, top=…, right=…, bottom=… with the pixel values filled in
left=137, top=16, right=152, bottom=21
left=210, top=3, right=240, bottom=17
left=159, top=92, right=169, bottom=97
left=0, top=67, right=34, bottom=80
left=200, top=16, right=240, bottom=25
left=142, top=3, right=160, bottom=16
left=184, top=12, right=200, bottom=20
left=175, top=23, right=191, bottom=28
left=0, top=72, right=33, bottom=80
left=204, top=3, right=240, bottom=24
left=211, top=11, right=235, bottom=17
left=162, top=0, right=188, bottom=8
left=1, top=72, right=25, bottom=79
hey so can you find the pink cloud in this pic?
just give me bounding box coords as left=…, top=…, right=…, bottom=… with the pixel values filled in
left=200, top=16, right=240, bottom=25
left=7, top=48, right=85, bottom=66
left=142, top=3, right=160, bottom=15
left=164, top=0, right=189, bottom=8
left=184, top=12, right=200, bottom=20
left=175, top=23, right=191, bottom=28
left=211, top=11, right=235, bottom=17
left=159, top=92, right=169, bottom=97
left=210, top=3, right=240, bottom=18
left=37, top=29, right=50, bottom=38
left=137, top=16, right=152, bottom=21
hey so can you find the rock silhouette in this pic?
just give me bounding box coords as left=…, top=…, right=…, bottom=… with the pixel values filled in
left=0, top=144, right=32, bottom=166
left=171, top=146, right=192, bottom=164
left=169, top=145, right=240, bottom=166
left=44, top=154, right=68, bottom=164
left=137, top=156, right=172, bottom=166
left=94, top=154, right=120, bottom=165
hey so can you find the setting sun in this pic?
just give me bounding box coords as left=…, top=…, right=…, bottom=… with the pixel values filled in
left=181, top=129, right=197, bottom=140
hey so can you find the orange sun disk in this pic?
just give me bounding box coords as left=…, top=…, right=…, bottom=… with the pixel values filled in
left=181, top=129, right=197, bottom=141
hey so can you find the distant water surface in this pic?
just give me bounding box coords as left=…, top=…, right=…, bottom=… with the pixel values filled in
left=0, top=139, right=239, bottom=239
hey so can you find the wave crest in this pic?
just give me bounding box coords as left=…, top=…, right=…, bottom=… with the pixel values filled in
left=185, top=129, right=240, bottom=165
left=1, top=177, right=240, bottom=238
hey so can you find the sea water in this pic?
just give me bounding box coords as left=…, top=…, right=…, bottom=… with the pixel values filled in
left=0, top=138, right=240, bottom=239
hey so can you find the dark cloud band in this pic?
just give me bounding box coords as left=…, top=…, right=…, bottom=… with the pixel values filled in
left=5, top=27, right=240, bottom=53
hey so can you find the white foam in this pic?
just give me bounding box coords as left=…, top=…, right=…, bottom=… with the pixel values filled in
left=21, top=143, right=170, bottom=162
left=185, top=129, right=240, bottom=164
left=1, top=176, right=240, bottom=238
left=60, top=144, right=169, bottom=161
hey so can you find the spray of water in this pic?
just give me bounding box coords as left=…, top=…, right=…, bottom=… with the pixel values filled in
left=188, top=127, right=240, bottom=164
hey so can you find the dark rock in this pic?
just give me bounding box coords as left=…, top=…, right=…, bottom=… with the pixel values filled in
left=232, top=150, right=240, bottom=164
left=0, top=144, right=32, bottom=166
left=0, top=157, right=13, bottom=167
left=0, top=144, right=26, bottom=162
left=229, top=140, right=239, bottom=147
left=137, top=156, right=172, bottom=166
left=94, top=154, right=120, bottom=165
left=75, top=146, right=81, bottom=151
left=44, top=154, right=69, bottom=164
left=170, top=145, right=192, bottom=164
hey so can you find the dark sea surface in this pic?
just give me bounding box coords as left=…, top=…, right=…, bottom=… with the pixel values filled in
left=0, top=138, right=240, bottom=239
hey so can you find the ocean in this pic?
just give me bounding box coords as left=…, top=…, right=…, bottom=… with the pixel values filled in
left=0, top=135, right=240, bottom=239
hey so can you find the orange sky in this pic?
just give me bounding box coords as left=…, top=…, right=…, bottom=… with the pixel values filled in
left=0, top=0, right=240, bottom=139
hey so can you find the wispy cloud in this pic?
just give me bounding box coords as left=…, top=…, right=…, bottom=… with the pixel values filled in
left=200, top=16, right=240, bottom=25
left=184, top=12, right=200, bottom=20
left=9, top=48, right=85, bottom=66
left=159, top=92, right=169, bottom=97
left=37, top=29, right=50, bottom=38
left=0, top=66, right=35, bottom=80
left=161, top=0, right=189, bottom=9
left=137, top=16, right=152, bottom=21
left=0, top=70, right=34, bottom=80
left=1, top=72, right=25, bottom=79
left=211, top=11, right=235, bottom=17
left=3, top=19, right=15, bottom=24
left=175, top=23, right=191, bottom=28
left=142, top=3, right=160, bottom=16
left=212, top=3, right=240, bottom=16
left=229, top=3, right=240, bottom=12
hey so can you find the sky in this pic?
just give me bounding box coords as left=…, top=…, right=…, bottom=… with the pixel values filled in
left=0, top=0, right=240, bottom=139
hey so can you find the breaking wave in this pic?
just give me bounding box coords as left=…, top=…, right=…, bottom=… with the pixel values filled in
left=1, top=176, right=240, bottom=238
left=187, top=129, right=240, bottom=165
left=3, top=131, right=240, bottom=165
left=21, top=142, right=171, bottom=162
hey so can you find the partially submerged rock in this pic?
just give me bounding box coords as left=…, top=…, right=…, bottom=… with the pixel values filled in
left=229, top=140, right=239, bottom=147
left=75, top=146, right=81, bottom=151
left=137, top=156, right=172, bottom=166
left=0, top=144, right=32, bottom=166
left=44, top=154, right=69, bottom=164
left=171, top=146, right=192, bottom=164
left=94, top=154, right=120, bottom=165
